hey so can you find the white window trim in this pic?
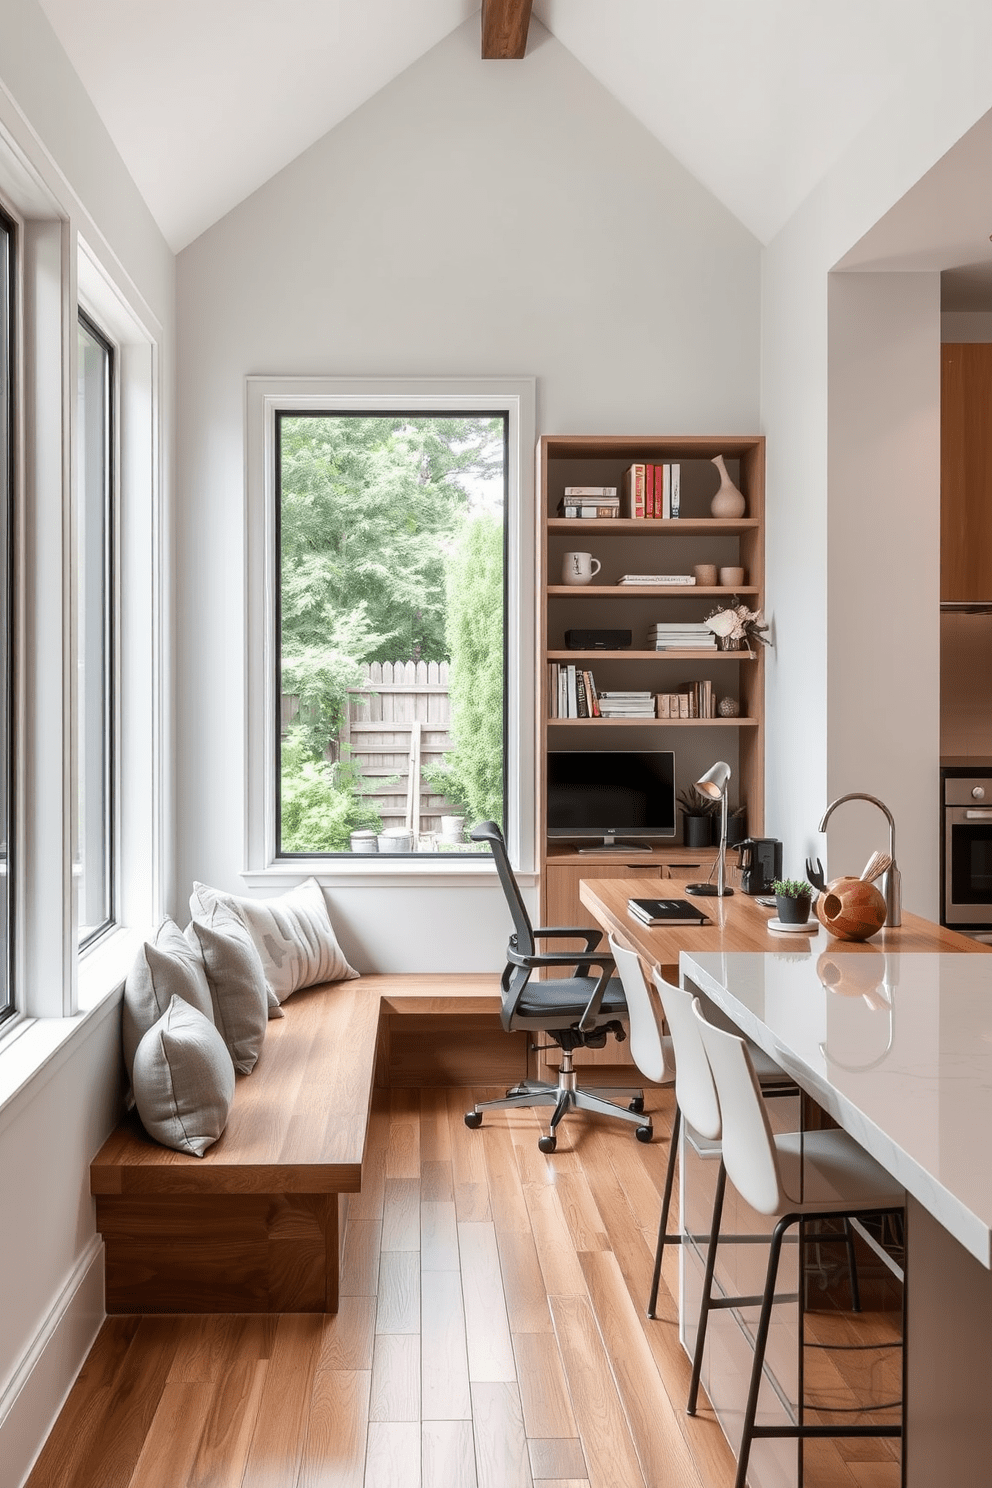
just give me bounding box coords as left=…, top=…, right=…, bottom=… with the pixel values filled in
left=244, top=376, right=536, bottom=880
left=0, top=91, right=166, bottom=1099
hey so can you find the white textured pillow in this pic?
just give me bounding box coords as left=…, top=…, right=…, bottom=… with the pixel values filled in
left=132, top=996, right=235, bottom=1157
left=122, top=918, right=215, bottom=1084
left=185, top=902, right=269, bottom=1074
left=190, top=877, right=357, bottom=1003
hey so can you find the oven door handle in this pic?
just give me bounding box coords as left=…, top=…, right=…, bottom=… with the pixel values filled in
left=965, top=808, right=992, bottom=819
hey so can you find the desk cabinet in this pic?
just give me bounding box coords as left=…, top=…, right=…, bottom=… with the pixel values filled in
left=542, top=857, right=716, bottom=1070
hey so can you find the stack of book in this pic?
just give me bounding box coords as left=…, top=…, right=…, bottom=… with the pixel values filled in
left=657, top=681, right=716, bottom=717
left=557, top=487, right=620, bottom=519
left=621, top=463, right=681, bottom=519
left=597, top=691, right=656, bottom=719
left=548, top=663, right=601, bottom=718
left=618, top=574, right=695, bottom=586
left=649, top=622, right=717, bottom=651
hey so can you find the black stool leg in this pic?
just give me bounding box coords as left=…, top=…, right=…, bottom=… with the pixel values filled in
left=687, top=1159, right=726, bottom=1416
left=843, top=1218, right=862, bottom=1313
left=648, top=1105, right=681, bottom=1318
left=735, top=1214, right=792, bottom=1488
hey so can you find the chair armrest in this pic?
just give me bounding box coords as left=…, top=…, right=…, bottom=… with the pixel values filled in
left=508, top=948, right=614, bottom=970
left=532, top=926, right=604, bottom=953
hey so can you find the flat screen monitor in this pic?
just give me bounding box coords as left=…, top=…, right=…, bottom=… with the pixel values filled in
left=546, top=750, right=676, bottom=847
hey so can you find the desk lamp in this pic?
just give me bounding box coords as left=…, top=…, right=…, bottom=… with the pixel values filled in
left=685, top=761, right=734, bottom=897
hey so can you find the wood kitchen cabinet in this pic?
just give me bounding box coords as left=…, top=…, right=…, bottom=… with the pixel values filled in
left=941, top=343, right=992, bottom=601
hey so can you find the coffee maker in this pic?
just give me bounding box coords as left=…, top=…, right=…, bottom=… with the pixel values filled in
left=736, top=838, right=783, bottom=895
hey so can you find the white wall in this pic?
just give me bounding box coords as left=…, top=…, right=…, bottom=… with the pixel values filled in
left=175, top=16, right=761, bottom=968
left=762, top=36, right=992, bottom=904
left=0, top=5, right=175, bottom=1482
left=826, top=273, right=941, bottom=912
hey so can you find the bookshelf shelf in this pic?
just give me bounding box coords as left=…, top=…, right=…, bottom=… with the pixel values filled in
left=546, top=717, right=759, bottom=728
left=547, top=585, right=759, bottom=598
left=548, top=517, right=759, bottom=536
left=546, top=649, right=756, bottom=661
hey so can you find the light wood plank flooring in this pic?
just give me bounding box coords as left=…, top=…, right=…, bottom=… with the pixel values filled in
left=26, top=1085, right=899, bottom=1488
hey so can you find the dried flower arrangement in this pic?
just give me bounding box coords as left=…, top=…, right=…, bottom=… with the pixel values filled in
left=704, top=596, right=771, bottom=650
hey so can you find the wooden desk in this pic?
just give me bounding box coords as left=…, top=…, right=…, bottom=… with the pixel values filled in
left=578, top=877, right=989, bottom=977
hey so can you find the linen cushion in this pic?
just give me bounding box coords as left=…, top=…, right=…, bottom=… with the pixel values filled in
left=190, top=877, right=357, bottom=1003
left=186, top=902, right=270, bottom=1074
left=122, top=917, right=215, bottom=1084
left=132, top=996, right=235, bottom=1157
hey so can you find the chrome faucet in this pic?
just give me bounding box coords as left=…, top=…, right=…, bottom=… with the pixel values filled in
left=818, top=792, right=902, bottom=927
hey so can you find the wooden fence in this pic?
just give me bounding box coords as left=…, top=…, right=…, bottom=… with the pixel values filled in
left=283, top=661, right=461, bottom=836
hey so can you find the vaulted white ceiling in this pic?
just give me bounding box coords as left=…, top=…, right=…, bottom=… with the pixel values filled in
left=34, top=0, right=988, bottom=254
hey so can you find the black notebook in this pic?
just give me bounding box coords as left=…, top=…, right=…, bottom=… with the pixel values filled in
left=627, top=897, right=710, bottom=927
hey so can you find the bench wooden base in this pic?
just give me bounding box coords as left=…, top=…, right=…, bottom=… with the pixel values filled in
left=96, top=1190, right=344, bottom=1313
left=91, top=974, right=506, bottom=1315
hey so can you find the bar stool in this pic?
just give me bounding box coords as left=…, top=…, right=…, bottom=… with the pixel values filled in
left=691, top=998, right=904, bottom=1488
left=608, top=936, right=795, bottom=1318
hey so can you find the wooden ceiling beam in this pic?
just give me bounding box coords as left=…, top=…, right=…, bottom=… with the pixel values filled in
left=481, top=0, right=533, bottom=59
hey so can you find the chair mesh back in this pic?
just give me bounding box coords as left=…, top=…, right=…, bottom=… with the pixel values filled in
left=469, top=821, right=535, bottom=957
left=609, top=937, right=670, bottom=1084
left=651, top=972, right=721, bottom=1141
left=692, top=1001, right=785, bottom=1216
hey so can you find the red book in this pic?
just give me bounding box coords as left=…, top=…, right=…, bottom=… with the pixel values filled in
left=645, top=463, right=654, bottom=518
left=623, top=464, right=646, bottom=518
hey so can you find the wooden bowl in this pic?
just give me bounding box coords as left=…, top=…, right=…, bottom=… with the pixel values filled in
left=814, top=876, right=886, bottom=942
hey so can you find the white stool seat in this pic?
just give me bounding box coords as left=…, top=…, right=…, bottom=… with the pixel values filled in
left=774, top=1128, right=905, bottom=1213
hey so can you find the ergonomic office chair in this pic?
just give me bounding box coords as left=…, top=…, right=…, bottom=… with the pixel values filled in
left=463, top=821, right=653, bottom=1153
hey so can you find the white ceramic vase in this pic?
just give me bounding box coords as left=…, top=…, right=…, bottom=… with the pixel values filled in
left=710, top=454, right=746, bottom=518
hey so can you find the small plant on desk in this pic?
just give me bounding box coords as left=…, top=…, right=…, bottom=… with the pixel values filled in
left=772, top=878, right=813, bottom=925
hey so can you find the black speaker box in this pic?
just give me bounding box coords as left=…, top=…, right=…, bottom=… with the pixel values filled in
left=564, top=629, right=632, bottom=650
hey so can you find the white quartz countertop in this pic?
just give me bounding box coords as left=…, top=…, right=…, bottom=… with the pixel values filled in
left=680, top=949, right=992, bottom=1267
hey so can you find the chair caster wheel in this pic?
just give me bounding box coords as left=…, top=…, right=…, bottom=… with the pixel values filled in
left=635, top=1125, right=653, bottom=1143
left=628, top=1096, right=645, bottom=1114
left=538, top=1134, right=557, bottom=1154
left=464, top=1111, right=483, bottom=1129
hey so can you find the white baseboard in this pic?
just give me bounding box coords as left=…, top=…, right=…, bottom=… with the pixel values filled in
left=1, top=1237, right=105, bottom=1488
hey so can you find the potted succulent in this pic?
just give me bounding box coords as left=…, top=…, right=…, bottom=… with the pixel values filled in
left=772, top=878, right=813, bottom=925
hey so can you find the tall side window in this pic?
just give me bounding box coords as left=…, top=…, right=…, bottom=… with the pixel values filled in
left=76, top=312, right=114, bottom=945
left=0, top=210, right=13, bottom=1019
left=276, top=412, right=507, bottom=855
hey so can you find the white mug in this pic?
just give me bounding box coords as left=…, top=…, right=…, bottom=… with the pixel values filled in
left=562, top=552, right=602, bottom=586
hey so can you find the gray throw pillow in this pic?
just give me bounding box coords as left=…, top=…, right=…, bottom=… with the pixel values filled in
left=132, top=996, right=235, bottom=1157
left=186, top=901, right=269, bottom=1074
left=190, top=877, right=358, bottom=1004
left=122, top=917, right=215, bottom=1085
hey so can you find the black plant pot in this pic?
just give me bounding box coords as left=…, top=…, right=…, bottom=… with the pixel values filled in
left=775, top=892, right=811, bottom=925
left=726, top=814, right=747, bottom=847
left=683, top=814, right=714, bottom=848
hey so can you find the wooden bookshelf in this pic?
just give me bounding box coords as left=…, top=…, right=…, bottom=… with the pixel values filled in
left=536, top=433, right=766, bottom=1067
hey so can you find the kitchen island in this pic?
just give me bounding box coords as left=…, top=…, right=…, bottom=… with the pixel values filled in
left=578, top=881, right=992, bottom=1487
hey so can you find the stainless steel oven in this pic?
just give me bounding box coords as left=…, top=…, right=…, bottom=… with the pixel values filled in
left=943, top=774, right=992, bottom=928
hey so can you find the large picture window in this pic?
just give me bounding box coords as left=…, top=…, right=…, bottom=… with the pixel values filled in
left=276, top=412, right=507, bottom=855
left=0, top=210, right=12, bottom=1020
left=76, top=312, right=115, bottom=945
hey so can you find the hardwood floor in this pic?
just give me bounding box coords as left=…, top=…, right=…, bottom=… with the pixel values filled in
left=26, top=1085, right=899, bottom=1488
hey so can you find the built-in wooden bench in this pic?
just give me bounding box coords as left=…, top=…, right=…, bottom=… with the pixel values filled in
left=90, top=973, right=511, bottom=1316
